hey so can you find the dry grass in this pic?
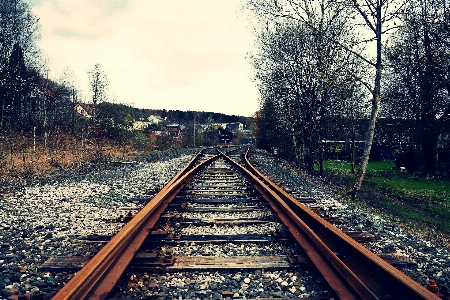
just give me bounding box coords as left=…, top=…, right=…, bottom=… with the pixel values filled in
left=0, top=140, right=146, bottom=182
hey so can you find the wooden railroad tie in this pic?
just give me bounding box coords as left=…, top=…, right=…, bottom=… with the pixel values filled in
left=39, top=251, right=417, bottom=273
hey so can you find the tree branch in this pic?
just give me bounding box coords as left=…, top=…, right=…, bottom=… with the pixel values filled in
left=331, top=38, right=376, bottom=67
left=355, top=1, right=377, bottom=33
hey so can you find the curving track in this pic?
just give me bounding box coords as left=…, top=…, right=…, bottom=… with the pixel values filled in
left=49, top=147, right=439, bottom=300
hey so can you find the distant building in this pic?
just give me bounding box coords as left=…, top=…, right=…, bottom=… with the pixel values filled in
left=241, top=130, right=256, bottom=145
left=166, top=124, right=184, bottom=142
left=148, top=115, right=164, bottom=124
left=133, top=120, right=152, bottom=131
left=74, top=103, right=94, bottom=118
left=222, top=122, right=243, bottom=133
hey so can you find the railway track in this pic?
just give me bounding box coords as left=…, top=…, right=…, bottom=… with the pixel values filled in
left=36, top=147, right=440, bottom=299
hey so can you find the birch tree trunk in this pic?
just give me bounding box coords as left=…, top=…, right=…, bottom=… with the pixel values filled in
left=348, top=4, right=382, bottom=198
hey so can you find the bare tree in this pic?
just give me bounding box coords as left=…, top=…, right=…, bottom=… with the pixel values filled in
left=342, top=0, right=407, bottom=197
left=385, top=0, right=450, bottom=175
left=248, top=0, right=365, bottom=174
left=88, top=63, right=109, bottom=154
left=247, top=0, right=407, bottom=197
left=88, top=63, right=108, bottom=108
left=59, top=66, right=81, bottom=143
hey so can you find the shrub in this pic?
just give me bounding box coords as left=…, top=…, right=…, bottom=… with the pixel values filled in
left=395, top=149, right=420, bottom=173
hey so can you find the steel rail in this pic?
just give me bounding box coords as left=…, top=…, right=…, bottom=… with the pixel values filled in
left=52, top=146, right=438, bottom=300
left=220, top=150, right=366, bottom=299
left=237, top=147, right=439, bottom=300
left=52, top=150, right=220, bottom=300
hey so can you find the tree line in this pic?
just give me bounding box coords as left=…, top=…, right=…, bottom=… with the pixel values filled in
left=135, top=108, right=247, bottom=126
left=247, top=0, right=450, bottom=196
left=1, top=1, right=80, bottom=151
left=0, top=0, right=133, bottom=157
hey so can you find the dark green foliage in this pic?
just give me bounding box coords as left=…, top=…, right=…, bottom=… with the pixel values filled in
left=395, top=149, right=420, bottom=174
left=0, top=0, right=40, bottom=134
left=134, top=108, right=247, bottom=127
left=1, top=43, right=30, bottom=132
left=438, top=148, right=450, bottom=175
left=134, top=133, right=156, bottom=151
left=255, top=98, right=294, bottom=159
left=96, top=102, right=135, bottom=144
left=165, top=110, right=246, bottom=125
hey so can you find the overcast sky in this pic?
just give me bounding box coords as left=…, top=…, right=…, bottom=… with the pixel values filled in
left=28, top=0, right=259, bottom=117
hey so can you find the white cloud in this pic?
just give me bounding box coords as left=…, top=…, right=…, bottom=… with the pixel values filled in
left=30, top=0, right=259, bottom=116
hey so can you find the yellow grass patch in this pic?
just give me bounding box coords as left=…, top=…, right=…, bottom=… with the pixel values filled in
left=0, top=145, right=146, bottom=181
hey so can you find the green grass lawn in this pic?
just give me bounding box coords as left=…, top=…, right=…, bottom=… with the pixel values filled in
left=321, top=160, right=397, bottom=173
left=319, top=160, right=450, bottom=232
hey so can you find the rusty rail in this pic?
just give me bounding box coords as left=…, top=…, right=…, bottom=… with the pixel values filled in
left=52, top=149, right=220, bottom=300
left=231, top=147, right=439, bottom=300
left=53, top=147, right=439, bottom=299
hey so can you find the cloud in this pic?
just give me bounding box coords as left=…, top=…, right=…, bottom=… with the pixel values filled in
left=35, top=0, right=124, bottom=39
left=30, top=0, right=259, bottom=116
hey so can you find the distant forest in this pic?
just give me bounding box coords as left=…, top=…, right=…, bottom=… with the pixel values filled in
left=135, top=109, right=248, bottom=125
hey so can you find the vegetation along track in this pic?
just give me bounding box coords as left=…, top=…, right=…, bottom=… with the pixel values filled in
left=37, top=147, right=440, bottom=300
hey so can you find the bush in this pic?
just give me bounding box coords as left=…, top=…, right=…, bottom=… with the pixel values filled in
left=395, top=149, right=420, bottom=173
left=134, top=134, right=156, bottom=151
left=437, top=147, right=450, bottom=176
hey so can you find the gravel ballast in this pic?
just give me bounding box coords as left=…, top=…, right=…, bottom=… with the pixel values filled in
left=0, top=150, right=197, bottom=299
left=250, top=148, right=450, bottom=292
left=0, top=147, right=449, bottom=299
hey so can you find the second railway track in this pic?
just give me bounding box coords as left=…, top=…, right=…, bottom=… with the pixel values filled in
left=41, top=147, right=440, bottom=300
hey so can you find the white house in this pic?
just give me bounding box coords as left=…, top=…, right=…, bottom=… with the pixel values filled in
left=147, top=115, right=164, bottom=124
